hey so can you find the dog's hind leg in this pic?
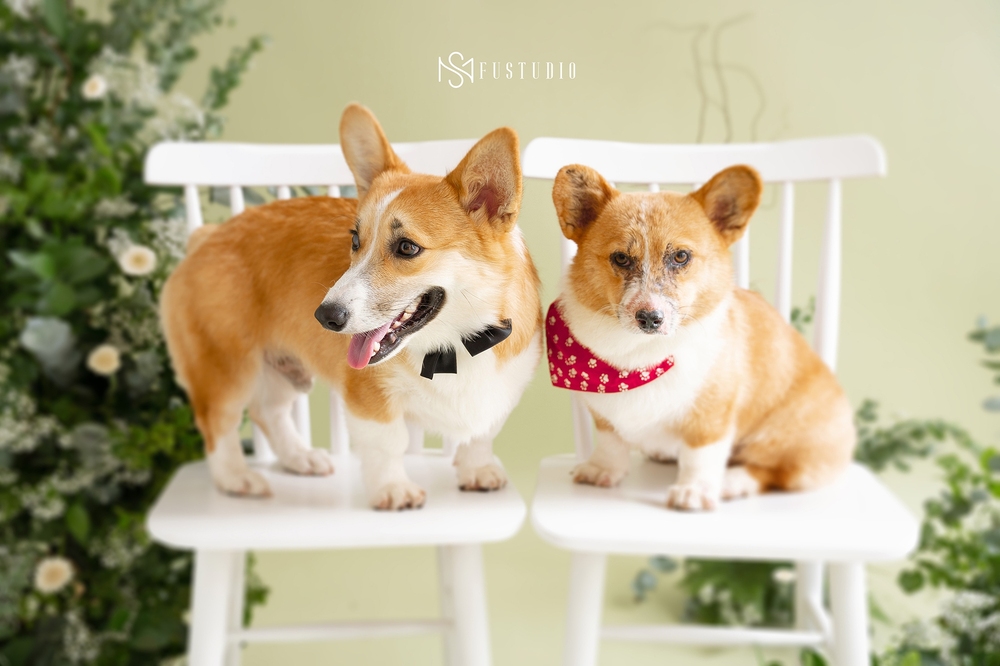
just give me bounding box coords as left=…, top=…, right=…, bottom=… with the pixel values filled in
left=248, top=353, right=334, bottom=477
left=187, top=358, right=271, bottom=497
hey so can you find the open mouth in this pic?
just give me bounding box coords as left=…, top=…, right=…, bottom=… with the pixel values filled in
left=346, top=287, right=446, bottom=369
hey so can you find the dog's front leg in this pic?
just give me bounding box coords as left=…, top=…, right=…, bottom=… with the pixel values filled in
left=347, top=412, right=426, bottom=510
left=666, top=433, right=734, bottom=511
left=454, top=433, right=508, bottom=491
left=572, top=414, right=630, bottom=487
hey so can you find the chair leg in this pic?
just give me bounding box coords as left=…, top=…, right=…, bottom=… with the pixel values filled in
left=189, top=550, right=238, bottom=666
left=440, top=544, right=491, bottom=666
left=437, top=546, right=459, bottom=666
left=828, top=562, right=869, bottom=666
left=563, top=552, right=607, bottom=666
left=225, top=552, right=247, bottom=666
left=795, top=561, right=824, bottom=630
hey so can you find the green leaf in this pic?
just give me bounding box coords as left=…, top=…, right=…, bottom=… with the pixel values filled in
left=107, top=607, right=131, bottom=632
left=131, top=608, right=183, bottom=651
left=0, top=637, right=35, bottom=666
left=800, top=648, right=828, bottom=666
left=898, top=569, right=924, bottom=593
left=57, top=245, right=110, bottom=284
left=41, top=0, right=68, bottom=40
left=39, top=280, right=76, bottom=315
left=84, top=124, right=112, bottom=158
left=65, top=503, right=90, bottom=544
left=8, top=250, right=57, bottom=280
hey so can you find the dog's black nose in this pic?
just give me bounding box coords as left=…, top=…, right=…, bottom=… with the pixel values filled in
left=635, top=309, right=664, bottom=332
left=315, top=302, right=350, bottom=332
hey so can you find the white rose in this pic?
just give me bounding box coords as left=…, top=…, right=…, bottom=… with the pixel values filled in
left=86, top=344, right=121, bottom=376
left=34, top=556, right=74, bottom=594
left=81, top=73, right=108, bottom=100
left=117, top=245, right=157, bottom=276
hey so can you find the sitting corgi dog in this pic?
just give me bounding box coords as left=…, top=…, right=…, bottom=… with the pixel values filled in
left=547, top=163, right=854, bottom=510
left=160, top=104, right=542, bottom=509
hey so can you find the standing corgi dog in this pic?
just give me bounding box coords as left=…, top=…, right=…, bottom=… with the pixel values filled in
left=161, top=104, right=542, bottom=509
left=547, top=164, right=854, bottom=511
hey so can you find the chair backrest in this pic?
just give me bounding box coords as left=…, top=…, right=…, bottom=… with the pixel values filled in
left=144, top=139, right=478, bottom=459
left=522, top=135, right=886, bottom=460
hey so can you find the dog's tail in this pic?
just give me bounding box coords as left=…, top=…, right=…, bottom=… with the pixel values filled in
left=186, top=224, right=219, bottom=254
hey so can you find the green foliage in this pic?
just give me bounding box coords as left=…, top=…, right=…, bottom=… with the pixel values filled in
left=0, top=0, right=267, bottom=662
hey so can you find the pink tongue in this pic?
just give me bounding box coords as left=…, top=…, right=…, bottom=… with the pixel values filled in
left=347, top=321, right=394, bottom=369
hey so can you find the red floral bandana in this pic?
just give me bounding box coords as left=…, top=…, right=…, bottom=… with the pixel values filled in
left=545, top=300, right=675, bottom=393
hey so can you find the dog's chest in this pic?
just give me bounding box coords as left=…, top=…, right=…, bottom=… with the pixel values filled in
left=579, top=356, right=706, bottom=445
left=392, top=333, right=541, bottom=441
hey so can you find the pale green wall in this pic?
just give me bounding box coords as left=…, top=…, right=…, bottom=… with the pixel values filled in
left=159, top=0, right=999, bottom=663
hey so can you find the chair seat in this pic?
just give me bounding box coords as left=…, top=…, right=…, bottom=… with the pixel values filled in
left=531, top=455, right=918, bottom=562
left=147, top=452, right=525, bottom=551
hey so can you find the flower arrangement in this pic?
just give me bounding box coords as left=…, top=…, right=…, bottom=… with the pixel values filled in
left=0, top=0, right=267, bottom=662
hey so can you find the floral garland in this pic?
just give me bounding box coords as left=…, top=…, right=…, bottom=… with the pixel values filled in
left=0, top=0, right=267, bottom=662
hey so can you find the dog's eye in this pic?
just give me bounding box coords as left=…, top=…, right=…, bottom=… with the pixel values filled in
left=396, top=239, right=422, bottom=258
left=611, top=252, right=633, bottom=269
left=350, top=231, right=360, bottom=252
left=671, top=250, right=691, bottom=266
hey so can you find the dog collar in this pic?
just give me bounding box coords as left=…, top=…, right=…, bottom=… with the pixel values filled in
left=420, top=319, right=513, bottom=380
left=546, top=300, right=674, bottom=393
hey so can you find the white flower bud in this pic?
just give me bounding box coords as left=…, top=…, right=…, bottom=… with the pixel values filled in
left=81, top=74, right=108, bottom=100
left=117, top=245, right=157, bottom=276
left=34, top=556, right=74, bottom=594
left=86, top=344, right=121, bottom=376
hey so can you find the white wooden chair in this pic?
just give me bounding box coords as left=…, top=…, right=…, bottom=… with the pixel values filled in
left=523, top=136, right=919, bottom=666
left=143, top=140, right=526, bottom=666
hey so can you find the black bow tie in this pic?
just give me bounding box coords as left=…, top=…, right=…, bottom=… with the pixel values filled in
left=420, top=319, right=513, bottom=380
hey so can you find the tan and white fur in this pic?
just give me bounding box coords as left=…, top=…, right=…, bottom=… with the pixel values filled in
left=552, top=164, right=854, bottom=510
left=160, top=104, right=542, bottom=509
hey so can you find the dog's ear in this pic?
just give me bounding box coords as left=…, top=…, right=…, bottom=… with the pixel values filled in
left=691, top=165, right=762, bottom=245
left=339, top=103, right=409, bottom=200
left=445, top=127, right=522, bottom=231
left=552, top=164, right=617, bottom=243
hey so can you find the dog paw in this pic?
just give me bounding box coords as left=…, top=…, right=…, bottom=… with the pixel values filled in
left=721, top=466, right=761, bottom=500
left=213, top=467, right=272, bottom=498
left=666, top=481, right=720, bottom=511
left=572, top=461, right=627, bottom=488
left=280, top=449, right=335, bottom=476
left=457, top=462, right=508, bottom=492
left=371, top=481, right=426, bottom=511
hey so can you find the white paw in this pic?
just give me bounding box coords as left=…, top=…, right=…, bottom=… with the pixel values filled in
left=457, top=462, right=508, bottom=492
left=212, top=466, right=272, bottom=498
left=371, top=480, right=426, bottom=511
left=721, top=466, right=761, bottom=500
left=280, top=448, right=335, bottom=476
left=572, top=461, right=627, bottom=488
left=666, top=480, right=720, bottom=511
